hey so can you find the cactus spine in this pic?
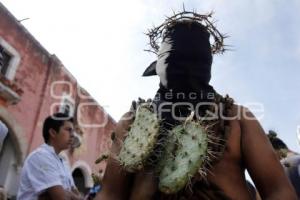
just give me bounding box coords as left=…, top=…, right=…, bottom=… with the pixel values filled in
left=117, top=103, right=214, bottom=194
left=118, top=103, right=160, bottom=171
left=158, top=119, right=209, bottom=194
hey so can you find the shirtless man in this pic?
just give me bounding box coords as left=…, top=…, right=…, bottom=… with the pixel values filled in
left=96, top=13, right=296, bottom=200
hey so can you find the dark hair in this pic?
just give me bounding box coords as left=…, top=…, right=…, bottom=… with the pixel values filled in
left=267, top=130, right=288, bottom=150
left=42, top=113, right=73, bottom=143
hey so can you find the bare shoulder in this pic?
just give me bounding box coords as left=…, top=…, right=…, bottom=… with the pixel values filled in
left=237, top=105, right=296, bottom=199
left=233, top=104, right=274, bottom=164
left=226, top=104, right=261, bottom=138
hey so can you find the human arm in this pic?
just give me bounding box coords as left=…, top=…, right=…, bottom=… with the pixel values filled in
left=240, top=106, right=297, bottom=199
left=38, top=186, right=83, bottom=200
left=95, top=112, right=135, bottom=200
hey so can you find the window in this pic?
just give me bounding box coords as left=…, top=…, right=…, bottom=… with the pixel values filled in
left=0, top=37, right=20, bottom=80
left=0, top=45, right=12, bottom=76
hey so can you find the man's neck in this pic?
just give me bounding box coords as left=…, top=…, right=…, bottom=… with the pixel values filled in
left=47, top=142, right=61, bottom=155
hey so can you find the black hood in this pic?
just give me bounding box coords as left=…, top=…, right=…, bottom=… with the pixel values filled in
left=143, top=21, right=213, bottom=90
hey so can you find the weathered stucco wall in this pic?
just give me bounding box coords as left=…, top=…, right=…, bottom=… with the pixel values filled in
left=0, top=3, right=116, bottom=189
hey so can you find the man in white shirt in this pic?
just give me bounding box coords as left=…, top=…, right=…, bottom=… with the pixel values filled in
left=17, top=113, right=82, bottom=200
left=0, top=120, right=8, bottom=152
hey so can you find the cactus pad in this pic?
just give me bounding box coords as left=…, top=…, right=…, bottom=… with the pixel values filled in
left=118, top=103, right=160, bottom=171
left=158, top=120, right=209, bottom=194
left=108, top=95, right=233, bottom=196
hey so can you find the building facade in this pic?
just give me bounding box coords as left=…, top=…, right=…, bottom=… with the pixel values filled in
left=0, top=3, right=116, bottom=198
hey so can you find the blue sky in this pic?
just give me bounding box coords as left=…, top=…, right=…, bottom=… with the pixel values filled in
left=1, top=0, right=300, bottom=151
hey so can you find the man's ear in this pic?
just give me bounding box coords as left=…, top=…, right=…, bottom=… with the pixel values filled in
left=49, top=128, right=57, bottom=139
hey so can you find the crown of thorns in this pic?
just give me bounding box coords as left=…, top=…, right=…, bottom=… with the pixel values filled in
left=145, top=11, right=228, bottom=55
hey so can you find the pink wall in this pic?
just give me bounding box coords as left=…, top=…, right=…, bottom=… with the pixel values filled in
left=0, top=3, right=116, bottom=176
left=0, top=6, right=51, bottom=145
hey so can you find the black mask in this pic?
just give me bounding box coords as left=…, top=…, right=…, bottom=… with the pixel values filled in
left=143, top=21, right=213, bottom=91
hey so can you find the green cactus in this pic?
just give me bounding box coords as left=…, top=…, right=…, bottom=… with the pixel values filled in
left=117, top=102, right=213, bottom=194
left=118, top=103, right=160, bottom=171
left=158, top=120, right=209, bottom=194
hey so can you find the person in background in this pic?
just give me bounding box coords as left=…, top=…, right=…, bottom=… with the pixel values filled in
left=17, top=113, right=83, bottom=200
left=0, top=120, right=8, bottom=152
left=267, top=130, right=300, bottom=198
